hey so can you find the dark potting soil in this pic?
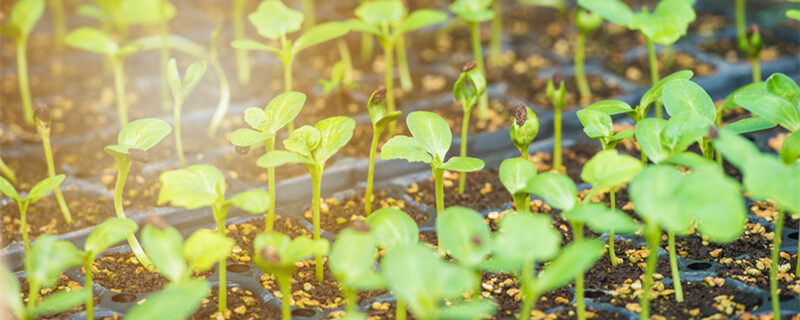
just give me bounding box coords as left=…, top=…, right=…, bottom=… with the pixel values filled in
left=481, top=272, right=575, bottom=319
left=717, top=252, right=800, bottom=296
left=604, top=51, right=716, bottom=86
left=1, top=190, right=116, bottom=248
left=359, top=300, right=417, bottom=320
left=190, top=286, right=281, bottom=320
left=99, top=171, right=165, bottom=209
left=535, top=20, right=644, bottom=60
left=303, top=190, right=429, bottom=234
left=225, top=215, right=312, bottom=264
left=13, top=274, right=100, bottom=320
left=585, top=239, right=673, bottom=291
left=673, top=221, right=773, bottom=261
left=483, top=204, right=575, bottom=246
left=546, top=306, right=630, bottom=320
left=91, top=251, right=173, bottom=294
left=750, top=200, right=800, bottom=230
left=407, top=168, right=512, bottom=212
left=1, top=156, right=51, bottom=188
left=529, top=140, right=601, bottom=184
left=259, top=258, right=384, bottom=310
left=212, top=147, right=308, bottom=184
left=597, top=280, right=764, bottom=319
left=698, top=30, right=800, bottom=63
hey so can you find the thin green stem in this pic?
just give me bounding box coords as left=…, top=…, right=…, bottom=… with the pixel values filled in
left=266, top=138, right=276, bottom=232
left=751, top=58, right=761, bottom=83
left=233, top=0, right=250, bottom=85
left=469, top=22, right=489, bottom=121
left=84, top=257, right=94, bottom=320
left=208, top=29, right=231, bottom=136
left=20, top=205, right=30, bottom=253
left=646, top=38, right=662, bottom=119
left=668, top=231, right=683, bottom=302
left=49, top=0, right=66, bottom=51
left=312, top=168, right=324, bottom=282
left=111, top=58, right=129, bottom=127
left=279, top=275, right=292, bottom=320
left=382, top=41, right=396, bottom=135
left=433, top=167, right=444, bottom=214
left=458, top=111, right=470, bottom=194
left=0, top=157, right=17, bottom=185
left=735, top=0, right=746, bottom=41
left=39, top=125, right=72, bottom=224
left=771, top=209, right=783, bottom=318
left=159, top=0, right=169, bottom=111
left=553, top=108, right=563, bottom=171
left=113, top=158, right=154, bottom=271
left=26, top=279, right=40, bottom=309
left=174, top=98, right=186, bottom=167
left=215, top=211, right=227, bottom=314
left=571, top=221, right=586, bottom=320
left=344, top=288, right=357, bottom=313
left=609, top=189, right=617, bottom=267
left=337, top=40, right=353, bottom=84
left=301, top=0, right=316, bottom=29
left=283, top=58, right=295, bottom=133
left=518, top=259, right=537, bottom=320
left=662, top=45, right=674, bottom=72
left=365, top=128, right=381, bottom=215
left=640, top=221, right=661, bottom=320
left=575, top=32, right=591, bottom=103
left=361, top=32, right=374, bottom=62
left=396, top=36, right=412, bottom=92
left=514, top=194, right=529, bottom=214
left=396, top=298, right=407, bottom=320
left=16, top=40, right=34, bottom=126
left=489, top=0, right=502, bottom=66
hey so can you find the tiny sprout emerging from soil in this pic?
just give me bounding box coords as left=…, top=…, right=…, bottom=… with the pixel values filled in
left=509, top=104, right=540, bottom=159
left=167, top=58, right=208, bottom=167
left=574, top=9, right=603, bottom=103
left=498, top=158, right=537, bottom=214
left=0, top=0, right=44, bottom=125
left=32, top=105, right=73, bottom=224
left=104, top=118, right=173, bottom=272
left=65, top=27, right=143, bottom=126
left=158, top=164, right=270, bottom=315
left=450, top=0, right=493, bottom=121
left=349, top=0, right=447, bottom=134
left=365, top=87, right=402, bottom=215
left=0, top=235, right=88, bottom=320
left=547, top=72, right=567, bottom=171
left=454, top=61, right=487, bottom=194
left=381, top=111, right=485, bottom=214
left=232, top=0, right=349, bottom=132
left=739, top=24, right=763, bottom=83
left=254, top=232, right=330, bottom=320
left=231, top=92, right=306, bottom=233
left=0, top=174, right=64, bottom=254
left=257, top=116, right=356, bottom=281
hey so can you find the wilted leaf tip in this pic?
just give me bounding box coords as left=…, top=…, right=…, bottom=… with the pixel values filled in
left=371, top=86, right=387, bottom=105
left=34, top=105, right=50, bottom=123
left=511, top=104, right=527, bottom=126
left=462, top=60, right=476, bottom=73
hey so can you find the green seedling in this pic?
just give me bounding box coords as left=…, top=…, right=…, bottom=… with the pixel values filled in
left=33, top=107, right=72, bottom=224
left=498, top=158, right=538, bottom=214
left=726, top=73, right=799, bottom=134
left=547, top=72, right=567, bottom=171
left=232, top=0, right=349, bottom=132
left=231, top=92, right=306, bottom=232
left=158, top=164, right=270, bottom=314
left=302, top=0, right=316, bottom=28
left=330, top=221, right=384, bottom=317
left=208, top=25, right=233, bottom=136
left=232, top=0, right=250, bottom=84
left=319, top=60, right=358, bottom=95
left=104, top=118, right=173, bottom=271
left=437, top=206, right=492, bottom=283
left=76, top=0, right=176, bottom=42
left=167, top=58, right=208, bottom=167
left=488, top=212, right=603, bottom=319
left=0, top=157, right=17, bottom=186
left=365, top=88, right=402, bottom=215
left=509, top=105, right=540, bottom=159
left=65, top=27, right=143, bottom=126
left=257, top=116, right=356, bottom=281
left=80, top=217, right=138, bottom=319
left=714, top=128, right=800, bottom=317
left=349, top=0, right=447, bottom=135
left=455, top=61, right=488, bottom=193
left=254, top=232, right=330, bottom=320
left=0, top=0, right=44, bottom=125
left=530, top=150, right=641, bottom=320
left=574, top=9, right=603, bottom=103
left=630, top=155, right=746, bottom=318
left=450, top=0, right=493, bottom=121
left=381, top=111, right=485, bottom=214
left=0, top=174, right=64, bottom=253
left=0, top=235, right=88, bottom=320
left=740, top=25, right=763, bottom=82
left=579, top=0, right=696, bottom=118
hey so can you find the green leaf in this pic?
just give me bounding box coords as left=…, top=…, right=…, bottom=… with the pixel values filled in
left=346, top=19, right=382, bottom=36
left=247, top=0, right=304, bottom=40
left=124, top=279, right=210, bottom=320
left=116, top=43, right=142, bottom=57
left=122, top=0, right=177, bottom=26
left=5, top=0, right=44, bottom=38
left=712, top=128, right=761, bottom=169
left=1, top=265, right=23, bottom=319
left=407, top=111, right=451, bottom=163
left=117, top=118, right=173, bottom=151
left=562, top=203, right=640, bottom=234
left=610, top=129, right=634, bottom=142
left=65, top=27, right=118, bottom=56
left=283, top=126, right=321, bottom=157
left=454, top=69, right=487, bottom=110
left=438, top=300, right=496, bottom=320
left=364, top=208, right=419, bottom=250
left=741, top=154, right=800, bottom=214
left=581, top=150, right=642, bottom=191
left=634, top=118, right=670, bottom=163
left=230, top=128, right=273, bottom=147
left=630, top=165, right=692, bottom=234
left=381, top=135, right=433, bottom=164
left=577, top=0, right=633, bottom=26
left=230, top=38, right=280, bottom=53
left=661, top=112, right=712, bottom=154
left=0, top=176, right=21, bottom=202
left=681, top=168, right=746, bottom=243
left=103, top=144, right=131, bottom=159
left=437, top=207, right=492, bottom=267
left=141, top=225, right=186, bottom=282
left=585, top=99, right=633, bottom=115
left=498, top=158, right=538, bottom=196
left=530, top=172, right=578, bottom=211
left=228, top=189, right=271, bottom=214
left=313, top=116, right=356, bottom=164
left=662, top=152, right=718, bottom=170
left=780, top=131, right=800, bottom=165
left=254, top=232, right=329, bottom=275
left=329, top=228, right=382, bottom=290
left=531, top=239, right=603, bottom=294
left=264, top=92, right=307, bottom=133
left=28, top=289, right=89, bottom=318
left=355, top=0, right=405, bottom=27
left=167, top=58, right=182, bottom=102
left=439, top=156, right=485, bottom=172
left=577, top=109, right=613, bottom=139
left=491, top=213, right=560, bottom=270
left=157, top=165, right=225, bottom=209
left=735, top=91, right=800, bottom=131
left=244, top=107, right=269, bottom=130
left=129, top=34, right=207, bottom=58
left=723, top=117, right=777, bottom=134
left=639, top=70, right=694, bottom=111
left=376, top=111, right=402, bottom=130
left=292, top=22, right=350, bottom=56
left=721, top=82, right=767, bottom=110
left=787, top=9, right=800, bottom=21
left=662, top=79, right=716, bottom=121
left=27, top=174, right=65, bottom=203
left=257, top=150, right=314, bottom=168
left=180, top=60, right=207, bottom=98
left=85, top=218, right=138, bottom=256
left=766, top=73, right=800, bottom=104
left=450, top=0, right=494, bottom=23
left=630, top=0, right=696, bottom=45
left=184, top=229, right=234, bottom=272
left=25, top=236, right=82, bottom=288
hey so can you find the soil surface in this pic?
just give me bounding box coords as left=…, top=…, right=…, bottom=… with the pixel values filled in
left=407, top=168, right=511, bottom=212
left=698, top=30, right=800, bottom=63
left=225, top=215, right=312, bottom=264
left=190, top=286, right=281, bottom=320
left=303, top=190, right=429, bottom=234
left=604, top=51, right=716, bottom=86
left=212, top=146, right=309, bottom=184
left=91, top=251, right=173, bottom=294
left=12, top=274, right=99, bottom=320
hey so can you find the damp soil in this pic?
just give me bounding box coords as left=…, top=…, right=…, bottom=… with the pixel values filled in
left=546, top=306, right=630, bottom=320
left=481, top=272, right=576, bottom=319
left=604, top=51, right=716, bottom=86
left=212, top=146, right=309, bottom=184
left=529, top=140, right=601, bottom=184
left=190, top=286, right=281, bottom=320
left=91, top=251, right=173, bottom=294
left=716, top=252, right=800, bottom=296
left=303, top=190, right=429, bottom=234
left=672, top=221, right=773, bottom=261
left=698, top=30, right=800, bottom=63
left=225, top=215, right=312, bottom=264
left=360, top=299, right=417, bottom=320
left=406, top=168, right=512, bottom=212
left=13, top=274, right=99, bottom=320
left=584, top=240, right=673, bottom=291
left=1, top=190, right=115, bottom=248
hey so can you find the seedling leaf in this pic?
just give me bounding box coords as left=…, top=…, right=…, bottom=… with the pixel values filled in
left=116, top=118, right=173, bottom=151
left=157, top=165, right=225, bottom=209
left=0, top=176, right=21, bottom=202
left=65, top=27, right=118, bottom=56
left=25, top=236, right=83, bottom=288
left=439, top=156, right=485, bottom=172
left=380, top=136, right=431, bottom=163
left=532, top=239, right=603, bottom=294
left=184, top=229, right=234, bottom=272
left=313, top=117, right=356, bottom=164
left=141, top=225, right=186, bottom=282
left=28, top=289, right=89, bottom=318
left=6, top=0, right=44, bottom=39
left=662, top=79, right=715, bottom=121
left=437, top=207, right=492, bottom=267
left=257, top=150, right=315, bottom=168
left=231, top=128, right=273, bottom=147
left=530, top=172, right=577, bottom=211
left=491, top=213, right=561, bottom=270
left=329, top=228, right=383, bottom=290
left=562, top=203, right=640, bottom=234
left=292, top=22, right=350, bottom=56
left=247, top=0, right=303, bottom=40
left=84, top=217, right=138, bottom=256
left=498, top=158, right=538, bottom=196
left=264, top=92, right=307, bottom=133
left=407, top=111, right=451, bottom=162
left=397, top=9, right=448, bottom=35
left=124, top=279, right=210, bottom=320
left=577, top=0, right=633, bottom=26
left=581, top=150, right=642, bottom=191
left=630, top=0, right=695, bottom=45
left=229, top=189, right=271, bottom=214
left=734, top=91, right=800, bottom=132
left=364, top=208, right=419, bottom=250
left=27, top=174, right=65, bottom=203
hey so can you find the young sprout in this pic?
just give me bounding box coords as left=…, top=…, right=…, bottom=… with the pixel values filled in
left=381, top=111, right=486, bottom=214
left=329, top=221, right=382, bottom=318
left=80, top=217, right=138, bottom=319
left=104, top=118, right=173, bottom=271
left=509, top=104, right=540, bottom=159
left=727, top=73, right=799, bottom=134
left=0, top=157, right=18, bottom=185
left=0, top=0, right=44, bottom=125
left=714, top=128, right=800, bottom=317
left=498, top=158, right=537, bottom=214
left=65, top=27, right=143, bottom=127
left=489, top=213, right=603, bottom=319
left=257, top=116, right=356, bottom=281
left=319, top=59, right=358, bottom=95
left=455, top=61, right=487, bottom=194
left=231, top=92, right=306, bottom=232
left=0, top=174, right=64, bottom=253
left=301, top=0, right=316, bottom=28
left=579, top=0, right=696, bottom=118
left=232, top=0, right=250, bottom=84
left=349, top=0, right=447, bottom=134
left=167, top=58, right=208, bottom=167
left=547, top=71, right=566, bottom=171
left=436, top=206, right=492, bottom=290
left=450, top=0, right=493, bottom=121
left=31, top=107, right=72, bottom=224
left=208, top=25, right=233, bottom=136
left=739, top=25, right=763, bottom=82
left=574, top=9, right=603, bottom=104
left=0, top=235, right=88, bottom=320
left=158, top=164, right=270, bottom=314
left=232, top=0, right=349, bottom=132
left=365, top=88, right=402, bottom=215
left=254, top=232, right=329, bottom=320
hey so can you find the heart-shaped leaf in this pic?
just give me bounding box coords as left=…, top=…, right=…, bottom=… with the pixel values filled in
left=248, top=0, right=303, bottom=40
left=530, top=172, right=578, bottom=211
left=329, top=228, right=382, bottom=290
left=264, top=91, right=307, bottom=133
left=407, top=111, right=451, bottom=163
left=498, top=158, right=537, bottom=196
left=229, top=189, right=271, bottom=214
left=184, top=229, right=234, bottom=272
left=491, top=213, right=561, bottom=270
left=577, top=108, right=613, bottom=140
left=84, top=217, right=138, bottom=256
left=157, top=165, right=225, bottom=209
left=437, top=207, right=492, bottom=267
left=116, top=118, right=173, bottom=151
left=313, top=116, right=356, bottom=164
left=581, top=150, right=642, bottom=191
left=381, top=135, right=433, bottom=164
left=365, top=208, right=419, bottom=250
left=662, top=79, right=716, bottom=121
